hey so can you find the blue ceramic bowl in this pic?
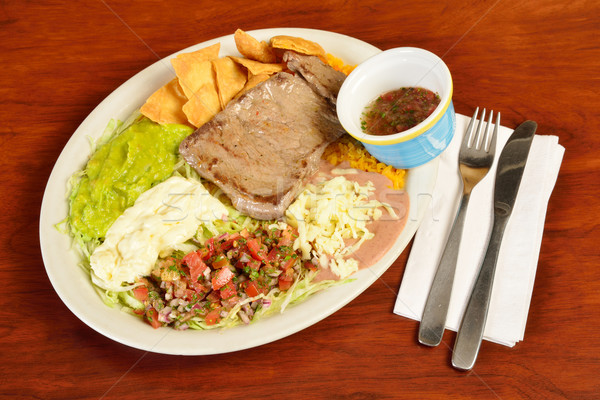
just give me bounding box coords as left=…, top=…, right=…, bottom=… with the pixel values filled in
left=336, top=47, right=455, bottom=169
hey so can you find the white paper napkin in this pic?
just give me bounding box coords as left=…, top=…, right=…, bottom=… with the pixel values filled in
left=393, top=113, right=564, bottom=347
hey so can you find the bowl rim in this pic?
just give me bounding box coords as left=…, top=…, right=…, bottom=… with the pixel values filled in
left=337, top=47, right=453, bottom=146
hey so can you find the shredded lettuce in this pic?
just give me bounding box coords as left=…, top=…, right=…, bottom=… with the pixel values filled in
left=182, top=271, right=352, bottom=331
left=118, top=291, right=144, bottom=310
left=253, top=272, right=352, bottom=321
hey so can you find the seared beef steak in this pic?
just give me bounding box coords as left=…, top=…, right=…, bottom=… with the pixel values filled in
left=179, top=52, right=346, bottom=220
left=283, top=51, right=345, bottom=104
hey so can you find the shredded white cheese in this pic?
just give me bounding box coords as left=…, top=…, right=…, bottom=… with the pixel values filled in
left=285, top=176, right=391, bottom=279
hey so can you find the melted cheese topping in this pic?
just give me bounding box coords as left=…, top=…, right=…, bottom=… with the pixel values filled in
left=90, top=176, right=227, bottom=290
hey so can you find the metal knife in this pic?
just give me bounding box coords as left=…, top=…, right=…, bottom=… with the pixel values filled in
left=452, top=120, right=537, bottom=370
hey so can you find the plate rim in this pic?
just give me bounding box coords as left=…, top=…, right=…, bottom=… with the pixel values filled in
left=39, top=27, right=439, bottom=355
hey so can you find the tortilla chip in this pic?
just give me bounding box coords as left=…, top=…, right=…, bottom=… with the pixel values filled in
left=230, top=56, right=284, bottom=76
left=140, top=79, right=190, bottom=125
left=270, top=35, right=326, bottom=57
left=235, top=73, right=270, bottom=98
left=213, top=57, right=247, bottom=108
left=182, top=86, right=222, bottom=128
left=234, top=29, right=276, bottom=63
left=171, top=43, right=221, bottom=99
left=176, top=43, right=220, bottom=63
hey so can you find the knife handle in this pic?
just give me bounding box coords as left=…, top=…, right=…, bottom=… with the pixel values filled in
left=452, top=215, right=508, bottom=370
left=419, top=193, right=471, bottom=346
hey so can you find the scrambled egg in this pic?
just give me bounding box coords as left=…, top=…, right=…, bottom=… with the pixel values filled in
left=90, top=176, right=227, bottom=290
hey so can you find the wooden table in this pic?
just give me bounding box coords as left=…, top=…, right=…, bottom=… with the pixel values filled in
left=2, top=1, right=598, bottom=398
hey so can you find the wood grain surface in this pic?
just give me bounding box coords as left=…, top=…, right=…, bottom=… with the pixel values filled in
left=1, top=0, right=599, bottom=399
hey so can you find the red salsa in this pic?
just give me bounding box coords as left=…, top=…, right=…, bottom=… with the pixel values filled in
left=361, top=87, right=441, bottom=136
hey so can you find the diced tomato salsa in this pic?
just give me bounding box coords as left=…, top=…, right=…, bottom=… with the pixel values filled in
left=132, top=225, right=311, bottom=329
left=361, top=87, right=441, bottom=136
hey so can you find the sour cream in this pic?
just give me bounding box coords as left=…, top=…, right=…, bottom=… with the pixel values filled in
left=90, top=176, right=227, bottom=290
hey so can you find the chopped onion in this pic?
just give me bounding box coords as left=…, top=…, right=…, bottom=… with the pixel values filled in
left=174, top=287, right=185, bottom=298
left=238, top=310, right=250, bottom=324
left=217, top=232, right=228, bottom=241
left=158, top=307, right=172, bottom=323
left=242, top=303, right=254, bottom=317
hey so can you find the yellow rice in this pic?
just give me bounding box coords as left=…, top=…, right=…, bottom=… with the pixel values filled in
left=322, top=136, right=406, bottom=190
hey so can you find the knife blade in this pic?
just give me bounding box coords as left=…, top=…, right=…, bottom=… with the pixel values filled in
left=452, top=120, right=537, bottom=370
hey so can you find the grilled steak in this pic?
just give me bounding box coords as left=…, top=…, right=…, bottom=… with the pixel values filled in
left=283, top=51, right=345, bottom=104
left=179, top=52, right=346, bottom=220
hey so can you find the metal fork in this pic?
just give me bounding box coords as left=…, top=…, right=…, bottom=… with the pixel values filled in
left=418, top=107, right=499, bottom=347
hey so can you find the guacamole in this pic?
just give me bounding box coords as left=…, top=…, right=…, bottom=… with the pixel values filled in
left=68, top=118, right=193, bottom=240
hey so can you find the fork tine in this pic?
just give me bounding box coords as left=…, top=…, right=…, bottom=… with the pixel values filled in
left=480, top=110, right=494, bottom=151
left=464, top=107, right=479, bottom=147
left=474, top=108, right=487, bottom=149
left=487, top=111, right=500, bottom=153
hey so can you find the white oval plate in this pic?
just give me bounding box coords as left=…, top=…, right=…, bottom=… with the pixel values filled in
left=39, top=28, right=438, bottom=355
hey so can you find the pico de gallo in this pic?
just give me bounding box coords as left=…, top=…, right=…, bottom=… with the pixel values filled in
left=128, top=224, right=318, bottom=330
